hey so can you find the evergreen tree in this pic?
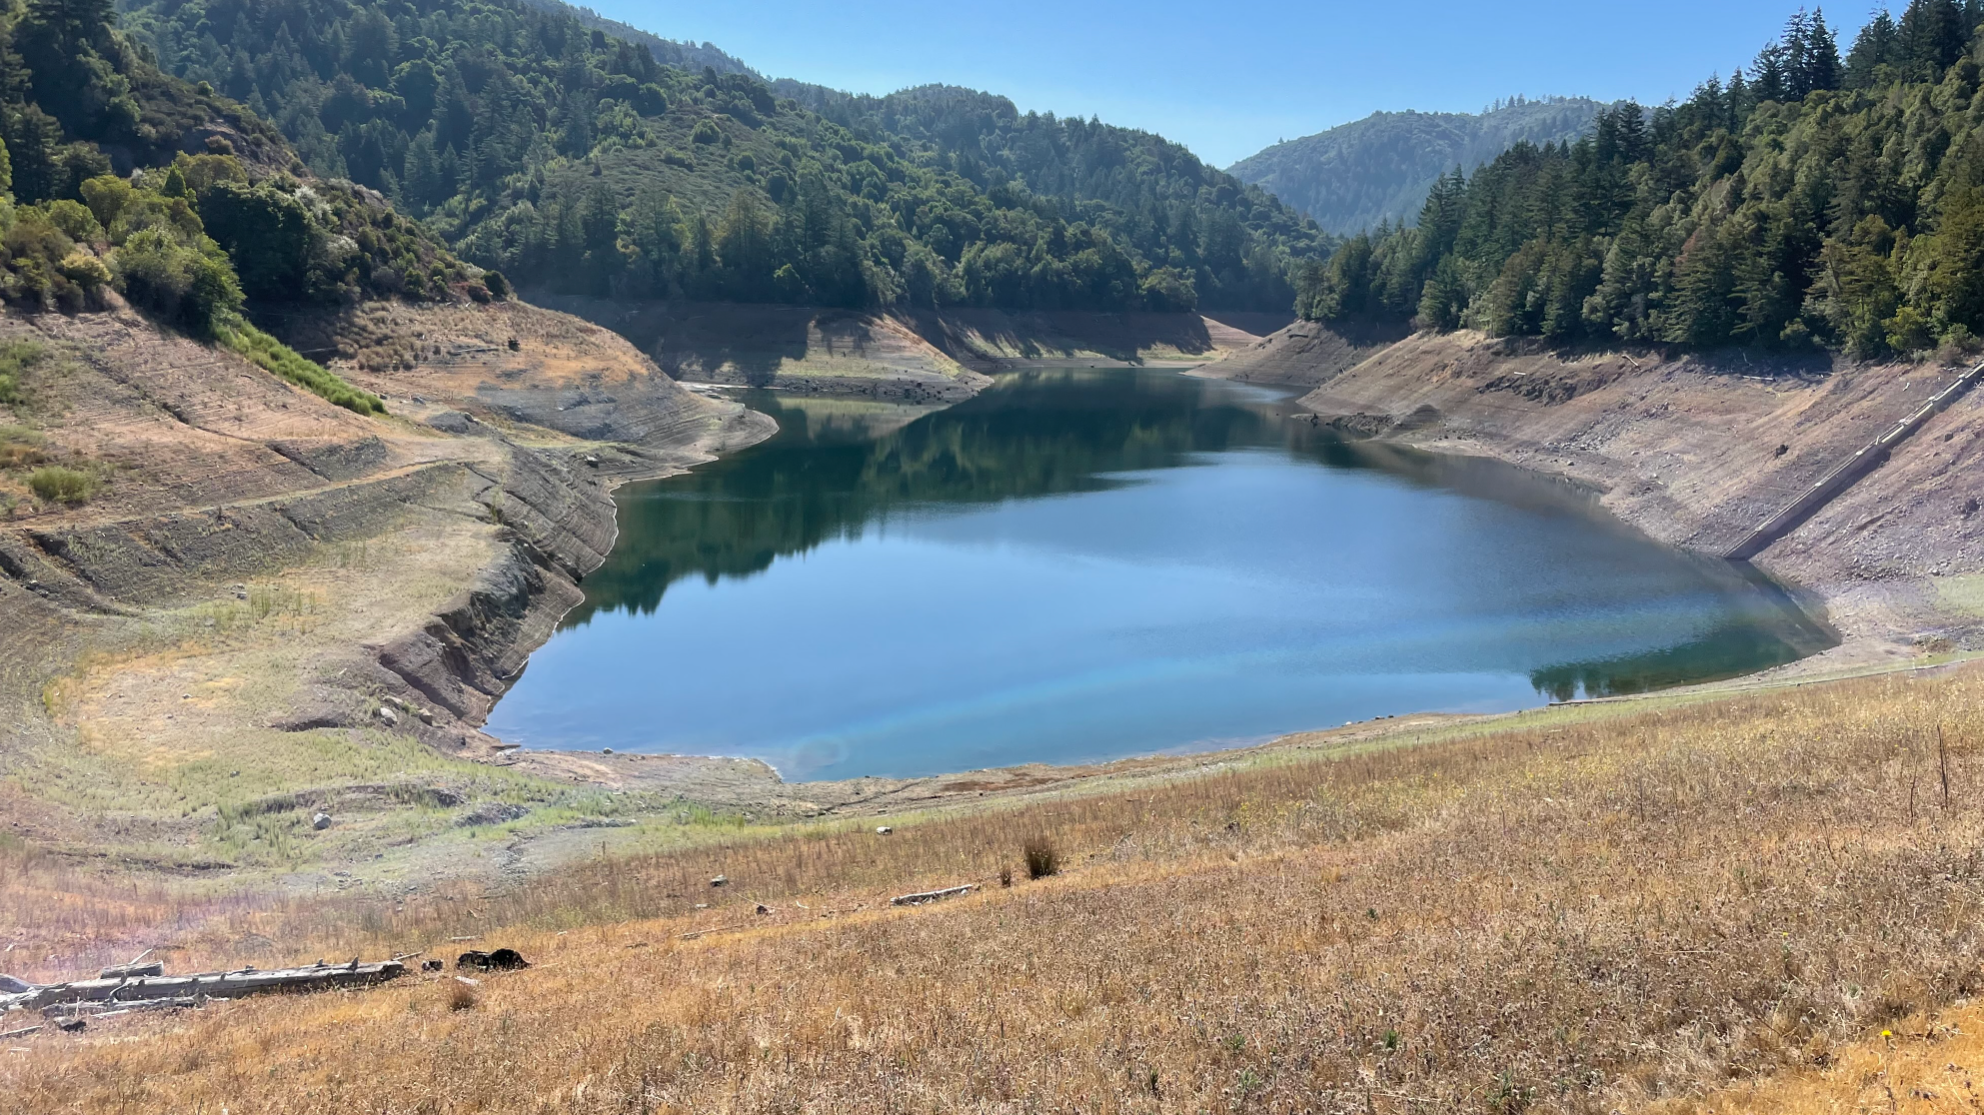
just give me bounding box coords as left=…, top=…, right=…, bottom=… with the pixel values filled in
left=1845, top=9, right=1901, bottom=88
left=1898, top=0, right=1969, bottom=81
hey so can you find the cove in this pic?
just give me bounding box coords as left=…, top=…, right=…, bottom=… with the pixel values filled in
left=486, top=368, right=1833, bottom=780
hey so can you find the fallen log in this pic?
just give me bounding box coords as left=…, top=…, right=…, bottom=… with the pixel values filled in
left=890, top=884, right=977, bottom=907
left=44, top=995, right=210, bottom=1019
left=2, top=960, right=405, bottom=1012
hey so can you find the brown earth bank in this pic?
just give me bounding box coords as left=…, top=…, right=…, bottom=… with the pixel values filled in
left=1246, top=322, right=1984, bottom=669
left=524, top=296, right=1270, bottom=399
left=1194, top=314, right=1413, bottom=387
left=0, top=297, right=797, bottom=890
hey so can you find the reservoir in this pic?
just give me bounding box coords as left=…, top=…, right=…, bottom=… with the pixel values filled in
left=486, top=367, right=1832, bottom=780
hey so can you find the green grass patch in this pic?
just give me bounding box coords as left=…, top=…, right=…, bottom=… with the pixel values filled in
left=27, top=464, right=96, bottom=503
left=0, top=424, right=44, bottom=469
left=0, top=339, right=50, bottom=406
left=219, top=322, right=385, bottom=416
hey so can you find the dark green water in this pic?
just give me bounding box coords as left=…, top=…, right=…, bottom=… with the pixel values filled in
left=486, top=368, right=1833, bottom=779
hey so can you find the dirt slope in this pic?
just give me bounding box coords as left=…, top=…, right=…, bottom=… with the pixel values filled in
left=0, top=298, right=771, bottom=882
left=524, top=297, right=1266, bottom=400
left=1194, top=316, right=1413, bottom=386
left=1288, top=330, right=1984, bottom=662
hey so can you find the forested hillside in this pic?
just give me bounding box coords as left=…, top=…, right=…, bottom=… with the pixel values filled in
left=774, top=83, right=1328, bottom=310
left=116, top=0, right=1330, bottom=314
left=1296, top=3, right=1984, bottom=359
left=0, top=0, right=480, bottom=411
left=1226, top=97, right=1607, bottom=234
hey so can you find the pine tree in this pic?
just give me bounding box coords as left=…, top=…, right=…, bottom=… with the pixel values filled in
left=1898, top=0, right=1968, bottom=82
left=1665, top=227, right=1739, bottom=346
left=1753, top=38, right=1791, bottom=102
left=1845, top=9, right=1901, bottom=88
left=1798, top=9, right=1843, bottom=93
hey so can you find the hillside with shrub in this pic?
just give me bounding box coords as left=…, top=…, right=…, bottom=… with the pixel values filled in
left=1226, top=96, right=1608, bottom=235
left=1295, top=3, right=1984, bottom=360
left=0, top=0, right=499, bottom=415
left=115, top=0, right=1330, bottom=314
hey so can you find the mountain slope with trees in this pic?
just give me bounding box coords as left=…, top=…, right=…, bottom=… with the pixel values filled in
left=0, top=0, right=490, bottom=414
left=771, top=82, right=1329, bottom=311
left=1295, top=2, right=1984, bottom=360
left=116, top=0, right=1330, bottom=315
left=1226, top=97, right=1609, bottom=235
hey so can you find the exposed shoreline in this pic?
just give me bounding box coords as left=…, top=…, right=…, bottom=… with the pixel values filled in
left=485, top=342, right=1874, bottom=805
left=9, top=304, right=1977, bottom=899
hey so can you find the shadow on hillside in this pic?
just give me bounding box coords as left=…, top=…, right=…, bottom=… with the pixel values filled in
left=1473, top=333, right=1838, bottom=382
left=525, top=295, right=814, bottom=384
left=901, top=308, right=1223, bottom=366
left=526, top=296, right=1272, bottom=380
left=1202, top=309, right=1297, bottom=336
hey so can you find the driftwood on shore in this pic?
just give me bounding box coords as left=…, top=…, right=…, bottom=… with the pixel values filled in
left=891, top=884, right=977, bottom=907
left=1, top=960, right=407, bottom=1014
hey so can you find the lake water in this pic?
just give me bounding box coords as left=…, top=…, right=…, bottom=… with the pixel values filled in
left=485, top=367, right=1832, bottom=780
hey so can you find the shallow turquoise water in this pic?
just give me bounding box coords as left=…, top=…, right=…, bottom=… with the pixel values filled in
left=485, top=367, right=1831, bottom=779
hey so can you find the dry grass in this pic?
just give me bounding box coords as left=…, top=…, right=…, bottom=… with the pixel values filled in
left=1665, top=995, right=1984, bottom=1114
left=6, top=665, right=1984, bottom=1112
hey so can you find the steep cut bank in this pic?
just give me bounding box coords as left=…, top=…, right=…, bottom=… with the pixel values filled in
left=1260, top=324, right=1984, bottom=664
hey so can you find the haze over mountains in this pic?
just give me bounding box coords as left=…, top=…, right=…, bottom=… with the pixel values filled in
left=1225, top=97, right=1609, bottom=235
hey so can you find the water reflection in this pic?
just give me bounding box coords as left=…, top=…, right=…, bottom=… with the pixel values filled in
left=491, top=368, right=1833, bottom=777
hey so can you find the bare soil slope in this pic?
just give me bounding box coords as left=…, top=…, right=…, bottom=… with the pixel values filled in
left=0, top=299, right=769, bottom=884
left=1195, top=316, right=1414, bottom=386
left=526, top=297, right=1266, bottom=400
left=1290, top=331, right=1984, bottom=661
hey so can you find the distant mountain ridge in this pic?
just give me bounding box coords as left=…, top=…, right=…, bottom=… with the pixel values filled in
left=1227, top=97, right=1609, bottom=235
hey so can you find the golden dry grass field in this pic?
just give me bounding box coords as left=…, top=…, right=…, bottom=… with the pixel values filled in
left=6, top=664, right=1984, bottom=1113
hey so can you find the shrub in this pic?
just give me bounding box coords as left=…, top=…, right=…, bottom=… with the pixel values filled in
left=1021, top=837, right=1059, bottom=880
left=27, top=465, right=96, bottom=504
left=57, top=251, right=111, bottom=294
left=481, top=269, right=509, bottom=299
left=218, top=323, right=385, bottom=415
left=37, top=200, right=103, bottom=244
left=114, top=227, right=244, bottom=336
left=445, top=978, right=479, bottom=1011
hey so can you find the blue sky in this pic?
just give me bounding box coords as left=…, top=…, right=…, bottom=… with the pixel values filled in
left=589, top=1, right=1883, bottom=167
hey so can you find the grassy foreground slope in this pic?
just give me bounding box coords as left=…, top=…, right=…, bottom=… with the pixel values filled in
left=5, top=660, right=1982, bottom=1111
